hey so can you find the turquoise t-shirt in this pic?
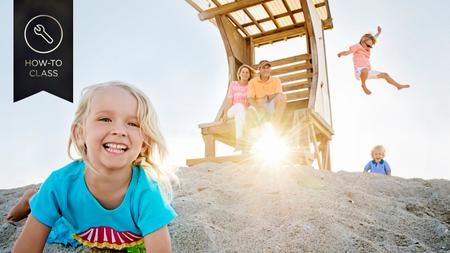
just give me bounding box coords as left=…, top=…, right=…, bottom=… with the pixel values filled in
left=29, top=160, right=176, bottom=250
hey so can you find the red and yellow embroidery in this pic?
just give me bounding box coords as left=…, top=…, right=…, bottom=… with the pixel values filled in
left=73, top=226, right=143, bottom=250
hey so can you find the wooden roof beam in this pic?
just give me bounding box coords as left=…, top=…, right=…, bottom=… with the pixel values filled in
left=240, top=2, right=326, bottom=28
left=252, top=25, right=306, bottom=46
left=198, top=0, right=273, bottom=21
left=261, top=2, right=281, bottom=29
left=281, top=0, right=296, bottom=25
left=228, top=15, right=251, bottom=37
left=242, top=9, right=264, bottom=33
left=209, top=0, right=251, bottom=37
left=185, top=0, right=203, bottom=13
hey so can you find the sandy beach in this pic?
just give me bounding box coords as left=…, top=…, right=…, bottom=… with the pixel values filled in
left=1, top=162, right=449, bottom=252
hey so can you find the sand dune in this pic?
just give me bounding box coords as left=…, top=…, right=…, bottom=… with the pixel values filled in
left=1, top=162, right=449, bottom=252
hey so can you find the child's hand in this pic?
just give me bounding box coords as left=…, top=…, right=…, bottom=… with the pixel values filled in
left=377, top=26, right=382, bottom=33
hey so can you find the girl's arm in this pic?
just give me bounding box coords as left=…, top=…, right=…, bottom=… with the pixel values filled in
left=374, top=26, right=382, bottom=38
left=220, top=98, right=232, bottom=122
left=337, top=50, right=352, bottom=57
left=143, top=226, right=172, bottom=253
left=13, top=214, right=50, bottom=253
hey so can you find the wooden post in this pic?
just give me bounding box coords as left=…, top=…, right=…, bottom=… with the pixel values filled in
left=324, top=140, right=331, bottom=170
left=203, top=134, right=216, bottom=158
left=319, top=137, right=330, bottom=171
left=308, top=123, right=322, bottom=170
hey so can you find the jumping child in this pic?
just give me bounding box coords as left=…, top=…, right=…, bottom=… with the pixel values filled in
left=338, top=26, right=410, bottom=95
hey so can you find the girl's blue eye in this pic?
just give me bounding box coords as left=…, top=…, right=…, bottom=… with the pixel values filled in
left=128, top=122, right=140, bottom=128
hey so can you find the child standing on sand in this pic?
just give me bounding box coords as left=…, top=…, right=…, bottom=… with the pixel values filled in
left=12, top=82, right=176, bottom=253
left=337, top=26, right=410, bottom=95
left=364, top=145, right=392, bottom=176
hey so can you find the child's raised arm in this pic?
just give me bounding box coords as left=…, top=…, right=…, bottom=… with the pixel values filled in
left=143, top=226, right=172, bottom=253
left=374, top=26, right=382, bottom=38
left=12, top=214, right=50, bottom=253
left=337, top=49, right=352, bottom=58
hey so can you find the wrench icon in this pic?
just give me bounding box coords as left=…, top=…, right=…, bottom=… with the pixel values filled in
left=33, top=24, right=54, bottom=44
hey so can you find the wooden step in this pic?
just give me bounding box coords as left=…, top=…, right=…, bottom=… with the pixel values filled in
left=186, top=154, right=251, bottom=166
left=286, top=89, right=310, bottom=101
left=186, top=149, right=314, bottom=166
left=201, top=121, right=234, bottom=135
left=282, top=80, right=310, bottom=92
left=286, top=99, right=309, bottom=110
left=279, top=71, right=313, bottom=83
left=252, top=54, right=311, bottom=69
left=271, top=62, right=312, bottom=76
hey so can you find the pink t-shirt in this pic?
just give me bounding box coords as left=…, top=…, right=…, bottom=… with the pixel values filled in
left=227, top=81, right=249, bottom=106
left=349, top=43, right=371, bottom=70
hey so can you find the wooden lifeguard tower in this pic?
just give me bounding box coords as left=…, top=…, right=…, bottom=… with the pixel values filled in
left=186, top=0, right=334, bottom=170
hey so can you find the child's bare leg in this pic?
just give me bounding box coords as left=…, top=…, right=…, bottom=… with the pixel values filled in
left=378, top=72, right=410, bottom=90
left=360, top=69, right=372, bottom=95
left=6, top=188, right=37, bottom=222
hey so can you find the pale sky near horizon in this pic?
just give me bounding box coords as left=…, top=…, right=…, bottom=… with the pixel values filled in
left=1, top=1, right=449, bottom=189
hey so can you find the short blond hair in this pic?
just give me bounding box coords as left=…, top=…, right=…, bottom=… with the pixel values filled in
left=68, top=81, right=175, bottom=202
left=371, top=145, right=386, bottom=158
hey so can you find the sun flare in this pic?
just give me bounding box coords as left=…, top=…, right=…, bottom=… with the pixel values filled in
left=250, top=123, right=290, bottom=166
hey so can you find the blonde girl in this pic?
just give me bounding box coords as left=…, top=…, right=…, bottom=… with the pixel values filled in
left=338, top=26, right=410, bottom=95
left=13, top=82, right=176, bottom=253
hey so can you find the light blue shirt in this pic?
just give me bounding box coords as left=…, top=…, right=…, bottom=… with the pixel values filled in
left=364, top=159, right=391, bottom=175
left=30, top=160, right=176, bottom=249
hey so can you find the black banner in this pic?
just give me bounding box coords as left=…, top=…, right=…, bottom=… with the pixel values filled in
left=14, top=0, right=73, bottom=102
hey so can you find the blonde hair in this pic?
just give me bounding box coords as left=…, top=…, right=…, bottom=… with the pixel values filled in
left=236, top=64, right=254, bottom=81
left=360, top=33, right=376, bottom=45
left=371, top=145, right=386, bottom=158
left=68, top=81, right=175, bottom=202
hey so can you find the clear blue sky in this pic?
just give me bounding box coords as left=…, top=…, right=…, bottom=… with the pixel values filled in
left=1, top=1, right=449, bottom=188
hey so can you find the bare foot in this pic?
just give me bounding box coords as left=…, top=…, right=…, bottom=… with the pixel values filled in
left=6, top=188, right=37, bottom=222
left=397, top=84, right=410, bottom=90
left=361, top=85, right=372, bottom=95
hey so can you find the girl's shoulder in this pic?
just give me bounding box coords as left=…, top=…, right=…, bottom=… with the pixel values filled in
left=133, top=167, right=161, bottom=193
left=47, top=160, right=85, bottom=184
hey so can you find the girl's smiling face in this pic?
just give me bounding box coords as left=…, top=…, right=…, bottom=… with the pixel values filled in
left=80, top=87, right=145, bottom=172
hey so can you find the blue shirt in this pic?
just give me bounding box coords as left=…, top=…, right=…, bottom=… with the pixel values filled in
left=364, top=159, right=391, bottom=175
left=30, top=160, right=176, bottom=250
